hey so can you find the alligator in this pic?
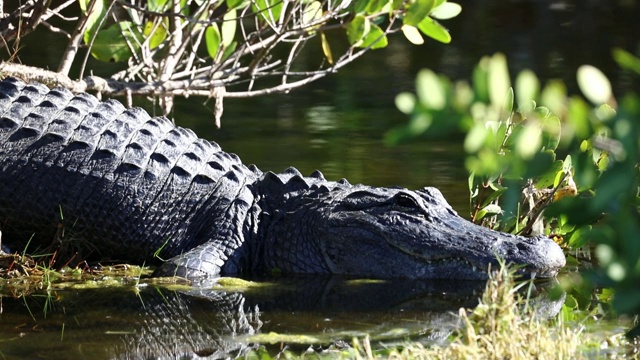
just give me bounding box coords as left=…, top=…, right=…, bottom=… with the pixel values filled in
left=0, top=77, right=566, bottom=280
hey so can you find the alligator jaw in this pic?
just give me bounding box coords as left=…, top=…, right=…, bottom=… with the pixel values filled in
left=317, top=186, right=566, bottom=280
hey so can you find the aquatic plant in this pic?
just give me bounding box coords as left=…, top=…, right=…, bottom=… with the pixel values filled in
left=391, top=48, right=640, bottom=337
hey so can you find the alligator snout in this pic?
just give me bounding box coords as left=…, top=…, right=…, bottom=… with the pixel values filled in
left=494, top=235, right=566, bottom=278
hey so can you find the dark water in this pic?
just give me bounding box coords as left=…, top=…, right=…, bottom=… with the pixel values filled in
left=1, top=0, right=638, bottom=358
left=0, top=276, right=564, bottom=359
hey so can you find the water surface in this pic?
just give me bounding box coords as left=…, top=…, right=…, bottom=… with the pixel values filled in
left=1, top=0, right=638, bottom=357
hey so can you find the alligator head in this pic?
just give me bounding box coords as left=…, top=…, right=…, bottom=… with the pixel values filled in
left=260, top=179, right=566, bottom=280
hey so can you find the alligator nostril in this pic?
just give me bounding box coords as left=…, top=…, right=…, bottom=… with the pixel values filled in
left=516, top=242, right=528, bottom=251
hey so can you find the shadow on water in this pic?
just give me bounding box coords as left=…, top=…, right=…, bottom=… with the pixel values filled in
left=0, top=276, right=562, bottom=359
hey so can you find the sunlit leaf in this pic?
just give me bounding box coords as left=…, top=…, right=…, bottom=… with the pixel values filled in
left=568, top=96, right=591, bottom=140
left=488, top=53, right=511, bottom=111
left=346, top=15, right=370, bottom=45
left=222, top=9, right=237, bottom=48
left=78, top=0, right=90, bottom=12
left=515, top=124, right=542, bottom=159
left=226, top=0, right=247, bottom=9
left=82, top=0, right=107, bottom=44
left=595, top=103, right=616, bottom=122
left=504, top=87, right=514, bottom=115
left=90, top=22, right=142, bottom=62
left=535, top=160, right=563, bottom=189
left=430, top=2, right=462, bottom=19
left=409, top=113, right=432, bottom=134
left=302, top=1, right=323, bottom=28
left=464, top=124, right=488, bottom=153
left=227, top=0, right=249, bottom=9
left=612, top=47, right=640, bottom=75
left=221, top=41, right=237, bottom=61
left=401, top=25, right=424, bottom=45
left=476, top=204, right=502, bottom=221
left=359, top=23, right=387, bottom=49
left=366, top=0, right=389, bottom=14
left=416, top=69, right=445, bottom=110
left=404, top=0, right=435, bottom=26
left=540, top=80, right=567, bottom=116
left=416, top=17, right=451, bottom=43
left=320, top=32, right=334, bottom=64
left=252, top=0, right=283, bottom=25
left=205, top=24, right=221, bottom=59
left=577, top=65, right=612, bottom=105
left=542, top=115, right=561, bottom=150
left=148, top=0, right=170, bottom=12
left=143, top=20, right=168, bottom=49
left=515, top=69, right=539, bottom=113
left=395, top=92, right=416, bottom=114
left=473, top=57, right=490, bottom=103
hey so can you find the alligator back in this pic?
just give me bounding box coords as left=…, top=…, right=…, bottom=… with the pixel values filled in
left=0, top=78, right=260, bottom=263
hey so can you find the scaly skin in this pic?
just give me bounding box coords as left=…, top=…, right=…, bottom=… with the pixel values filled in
left=0, top=78, right=565, bottom=280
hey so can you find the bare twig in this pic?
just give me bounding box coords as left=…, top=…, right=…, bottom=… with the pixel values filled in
left=58, top=0, right=97, bottom=76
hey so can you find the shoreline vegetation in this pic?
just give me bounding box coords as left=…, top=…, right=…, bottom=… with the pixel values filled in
left=0, top=251, right=635, bottom=359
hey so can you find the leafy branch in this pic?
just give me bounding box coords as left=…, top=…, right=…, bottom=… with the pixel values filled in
left=0, top=0, right=460, bottom=125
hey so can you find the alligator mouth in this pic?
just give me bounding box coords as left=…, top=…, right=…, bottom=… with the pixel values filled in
left=388, top=235, right=562, bottom=279
left=391, top=244, right=491, bottom=278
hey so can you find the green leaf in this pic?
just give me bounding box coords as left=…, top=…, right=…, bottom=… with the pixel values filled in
left=473, top=57, right=490, bottom=103
left=302, top=1, right=323, bottom=28
left=252, top=0, right=283, bottom=25
left=540, top=80, right=567, bottom=116
left=488, top=53, right=511, bottom=111
left=352, top=0, right=369, bottom=14
left=143, top=20, right=168, bottom=49
left=612, top=48, right=640, bottom=75
left=542, top=115, right=561, bottom=150
left=404, top=0, right=435, bottom=26
left=416, top=69, right=445, bottom=110
left=82, top=0, right=107, bottom=45
left=220, top=41, right=238, bottom=61
left=347, top=15, right=370, bottom=45
left=90, top=22, right=142, bottom=62
left=401, top=25, right=424, bottom=45
left=481, top=187, right=507, bottom=208
left=78, top=0, right=90, bottom=12
left=482, top=204, right=502, bottom=215
left=366, top=0, right=389, bottom=14
left=464, top=123, right=488, bottom=153
left=577, top=65, right=612, bottom=105
left=515, top=124, right=542, bottom=160
left=222, top=9, right=237, bottom=48
left=320, top=32, right=334, bottom=64
left=568, top=96, right=591, bottom=140
left=504, top=87, right=514, bottom=115
left=430, top=2, right=462, bottom=19
left=227, top=0, right=250, bottom=9
left=395, top=92, right=416, bottom=114
left=515, top=69, right=539, bottom=113
left=359, top=23, right=388, bottom=49
left=148, top=0, right=170, bottom=12
left=535, top=160, right=563, bottom=189
left=416, top=17, right=451, bottom=44
left=205, top=24, right=222, bottom=59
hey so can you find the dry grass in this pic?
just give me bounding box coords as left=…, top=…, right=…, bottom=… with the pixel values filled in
left=383, top=265, right=584, bottom=360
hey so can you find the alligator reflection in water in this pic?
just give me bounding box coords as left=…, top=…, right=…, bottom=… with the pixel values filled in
left=0, top=276, right=562, bottom=359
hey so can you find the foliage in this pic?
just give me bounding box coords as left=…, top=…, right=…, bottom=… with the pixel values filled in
left=242, top=264, right=629, bottom=359
left=390, top=48, right=640, bottom=336
left=1, top=0, right=460, bottom=117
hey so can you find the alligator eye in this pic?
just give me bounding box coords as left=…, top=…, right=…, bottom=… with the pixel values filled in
left=394, top=193, right=419, bottom=209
